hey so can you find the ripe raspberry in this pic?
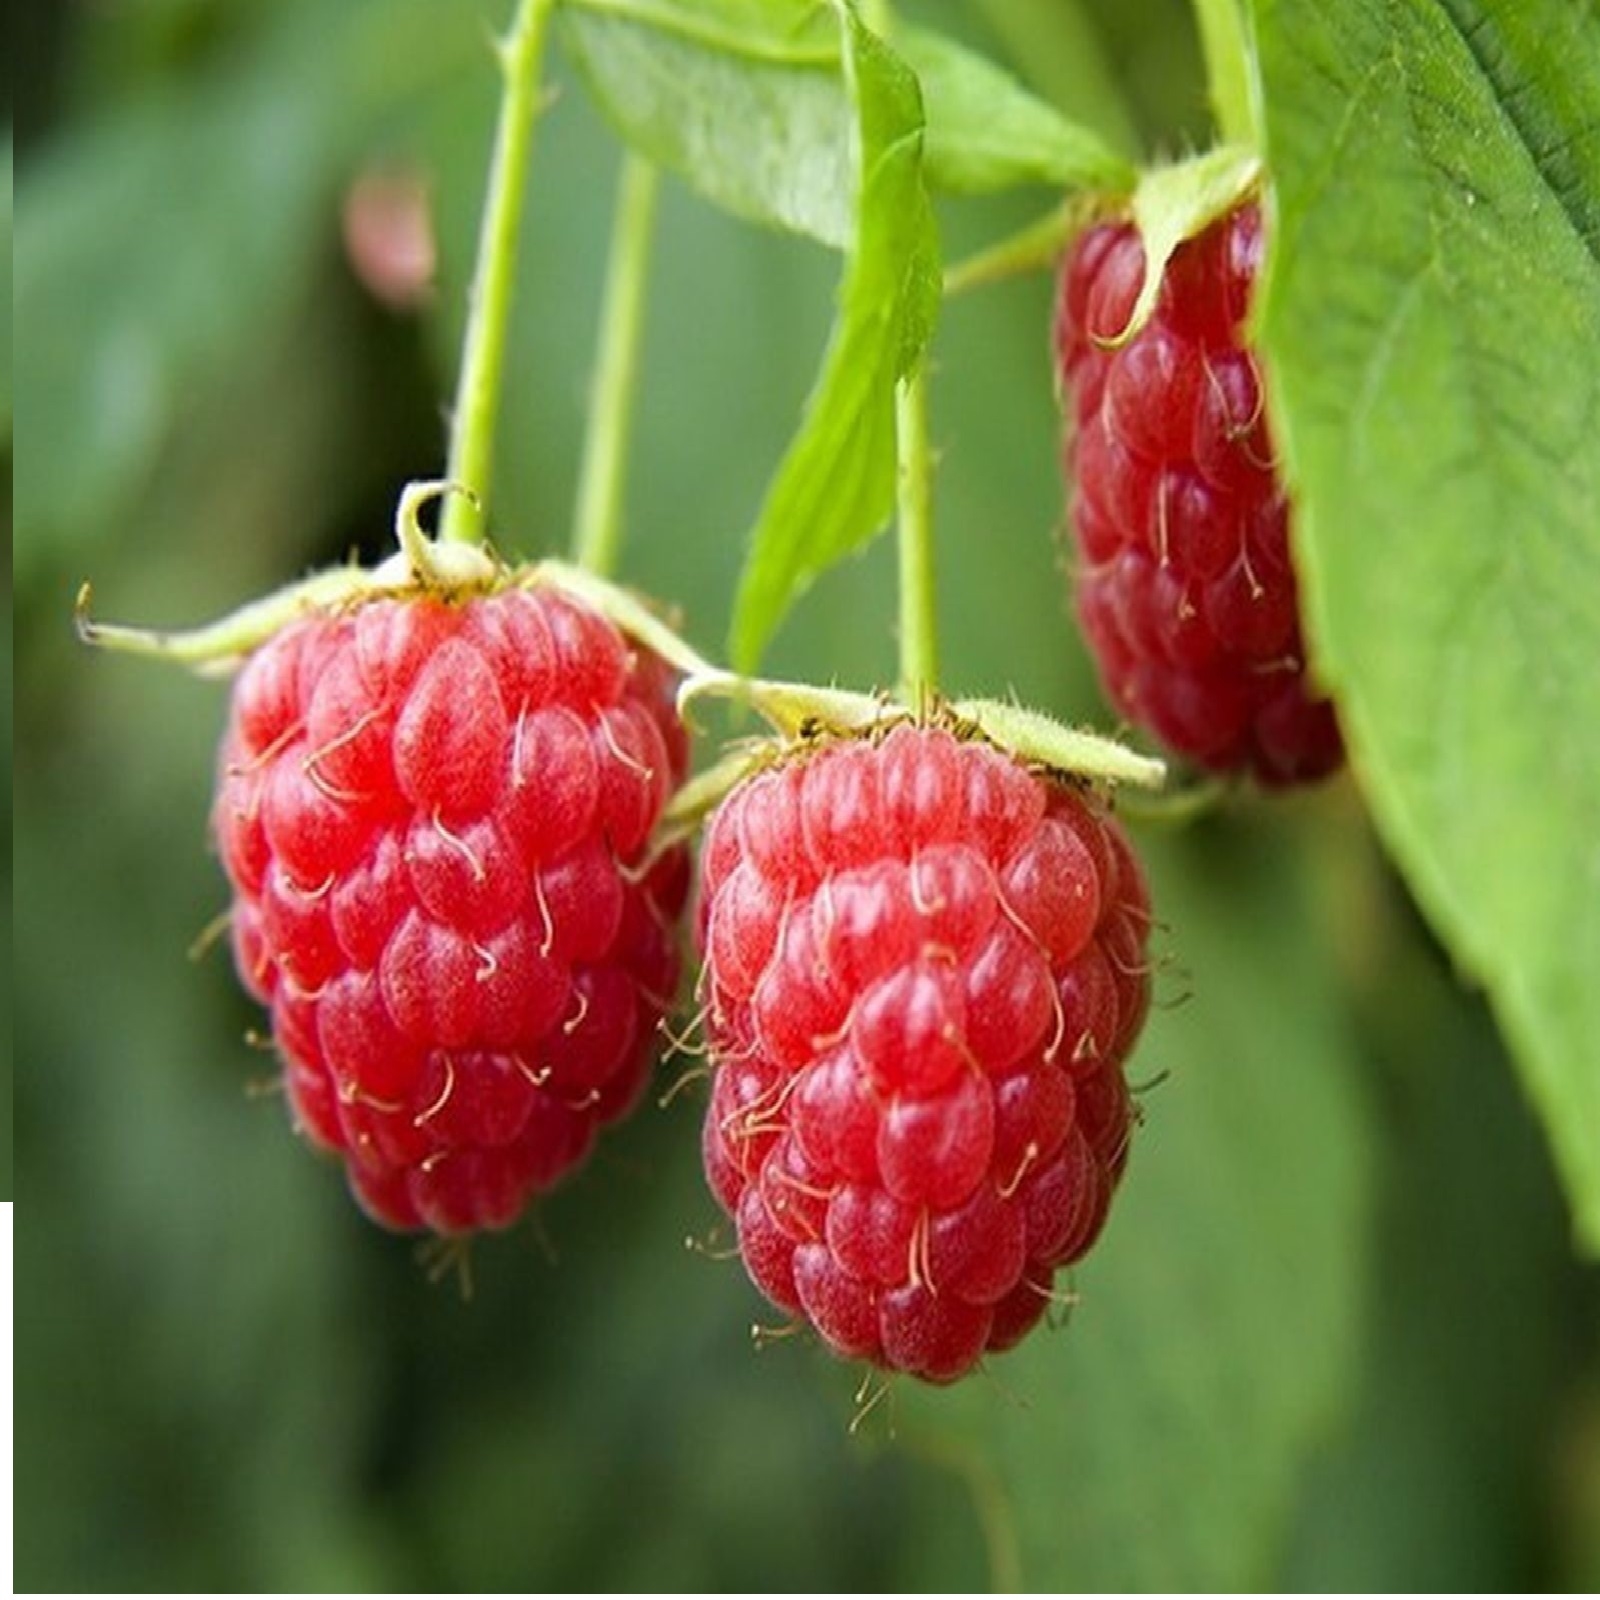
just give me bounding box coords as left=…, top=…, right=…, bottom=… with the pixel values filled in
left=1055, top=203, right=1343, bottom=785
left=214, top=583, right=690, bottom=1235
left=698, top=723, right=1151, bottom=1383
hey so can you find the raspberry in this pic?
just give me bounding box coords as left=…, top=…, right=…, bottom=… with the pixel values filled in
left=1055, top=203, right=1343, bottom=785
left=698, top=723, right=1150, bottom=1383
left=214, top=583, right=690, bottom=1235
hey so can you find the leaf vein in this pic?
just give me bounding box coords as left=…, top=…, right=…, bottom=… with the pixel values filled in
left=1430, top=0, right=1600, bottom=271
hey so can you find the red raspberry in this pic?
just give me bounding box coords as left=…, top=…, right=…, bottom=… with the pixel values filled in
left=213, top=584, right=690, bottom=1235
left=1055, top=204, right=1343, bottom=785
left=698, top=723, right=1150, bottom=1383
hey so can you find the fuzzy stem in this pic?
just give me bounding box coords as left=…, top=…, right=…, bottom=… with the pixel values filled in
left=571, top=154, right=661, bottom=577
left=439, top=0, right=556, bottom=546
left=895, top=365, right=939, bottom=706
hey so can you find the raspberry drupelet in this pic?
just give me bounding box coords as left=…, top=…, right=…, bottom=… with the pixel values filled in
left=698, top=722, right=1151, bottom=1383
left=214, top=584, right=690, bottom=1235
left=1056, top=203, right=1343, bottom=785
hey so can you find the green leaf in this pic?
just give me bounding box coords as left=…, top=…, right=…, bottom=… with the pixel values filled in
left=727, top=5, right=939, bottom=670
left=903, top=826, right=1373, bottom=1588
left=1252, top=0, right=1600, bottom=1248
left=12, top=0, right=477, bottom=580
left=558, top=0, right=856, bottom=248
left=896, top=22, right=1134, bottom=196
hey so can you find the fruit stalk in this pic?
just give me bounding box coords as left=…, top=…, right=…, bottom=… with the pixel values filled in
left=571, top=153, right=662, bottom=578
left=851, top=0, right=941, bottom=707
left=895, top=364, right=939, bottom=706
left=1191, top=0, right=1259, bottom=147
left=440, top=0, right=556, bottom=547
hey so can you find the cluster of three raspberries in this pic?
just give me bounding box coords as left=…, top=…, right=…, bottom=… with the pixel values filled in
left=206, top=201, right=1337, bottom=1383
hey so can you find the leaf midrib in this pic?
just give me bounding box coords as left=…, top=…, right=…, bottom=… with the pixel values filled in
left=1430, top=0, right=1600, bottom=271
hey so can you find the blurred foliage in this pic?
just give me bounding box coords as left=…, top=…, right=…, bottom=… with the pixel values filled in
left=904, top=816, right=1373, bottom=1589
left=11, top=0, right=1598, bottom=1590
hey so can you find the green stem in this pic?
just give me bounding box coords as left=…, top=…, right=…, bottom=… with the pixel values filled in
left=571, top=154, right=661, bottom=577
left=862, top=0, right=938, bottom=706
left=895, top=365, right=938, bottom=705
left=440, top=0, right=556, bottom=546
left=942, top=199, right=1078, bottom=298
left=1192, top=0, right=1259, bottom=148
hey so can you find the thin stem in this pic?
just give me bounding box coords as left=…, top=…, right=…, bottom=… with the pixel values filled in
left=942, top=199, right=1078, bottom=298
left=1192, top=0, right=1259, bottom=148
left=571, top=154, right=661, bottom=577
left=848, top=0, right=940, bottom=705
left=895, top=365, right=938, bottom=705
left=440, top=0, right=556, bottom=546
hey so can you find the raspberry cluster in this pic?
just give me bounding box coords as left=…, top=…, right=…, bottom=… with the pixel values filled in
left=698, top=723, right=1150, bottom=1383
left=1055, top=204, right=1342, bottom=785
left=214, top=585, right=689, bottom=1234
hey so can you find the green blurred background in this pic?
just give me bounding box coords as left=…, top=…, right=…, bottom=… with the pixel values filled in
left=10, top=0, right=1600, bottom=1589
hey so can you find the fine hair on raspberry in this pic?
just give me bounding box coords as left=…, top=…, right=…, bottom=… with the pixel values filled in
left=1056, top=202, right=1343, bottom=785
left=213, top=583, right=690, bottom=1235
left=698, top=721, right=1152, bottom=1383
